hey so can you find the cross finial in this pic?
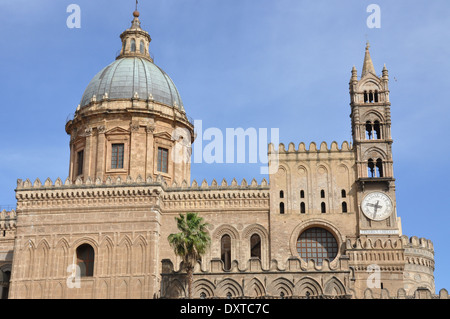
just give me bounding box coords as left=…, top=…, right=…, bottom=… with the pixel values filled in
left=136, top=0, right=138, bottom=11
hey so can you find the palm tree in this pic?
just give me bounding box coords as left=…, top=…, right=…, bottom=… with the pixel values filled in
left=168, top=212, right=211, bottom=299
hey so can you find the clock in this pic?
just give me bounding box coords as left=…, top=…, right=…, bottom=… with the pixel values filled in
left=361, top=192, right=393, bottom=221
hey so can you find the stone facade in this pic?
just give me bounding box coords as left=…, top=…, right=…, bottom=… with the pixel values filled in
left=0, top=12, right=447, bottom=299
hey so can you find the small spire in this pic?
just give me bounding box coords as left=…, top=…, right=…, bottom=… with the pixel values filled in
left=133, top=0, right=140, bottom=18
left=351, top=65, right=358, bottom=81
left=361, top=41, right=376, bottom=78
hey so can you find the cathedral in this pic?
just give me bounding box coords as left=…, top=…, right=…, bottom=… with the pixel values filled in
left=0, top=10, right=448, bottom=300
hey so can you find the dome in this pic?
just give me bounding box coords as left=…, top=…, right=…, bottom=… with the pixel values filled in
left=80, top=57, right=184, bottom=111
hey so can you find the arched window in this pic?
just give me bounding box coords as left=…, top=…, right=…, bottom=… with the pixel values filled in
left=130, top=39, right=136, bottom=52
left=76, top=244, right=95, bottom=277
left=369, top=91, right=374, bottom=103
left=221, top=235, right=231, bottom=271
left=250, top=234, right=261, bottom=259
left=320, top=190, right=325, bottom=198
left=376, top=159, right=384, bottom=177
left=300, top=190, right=305, bottom=199
left=365, top=121, right=373, bottom=140
left=296, top=228, right=338, bottom=265
left=139, top=40, right=145, bottom=54
left=280, top=190, right=284, bottom=199
left=373, top=121, right=381, bottom=139
left=279, top=202, right=285, bottom=214
left=364, top=91, right=368, bottom=103
left=341, top=189, right=347, bottom=198
left=374, top=90, right=379, bottom=102
left=342, top=202, right=348, bottom=213
left=321, top=202, right=326, bottom=214
left=300, top=202, right=306, bottom=214
left=122, top=39, right=127, bottom=54
left=368, top=158, right=375, bottom=177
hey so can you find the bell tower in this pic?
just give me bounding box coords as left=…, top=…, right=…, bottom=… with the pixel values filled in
left=349, top=43, right=401, bottom=236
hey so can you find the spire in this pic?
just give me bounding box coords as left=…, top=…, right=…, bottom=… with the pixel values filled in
left=361, top=42, right=376, bottom=78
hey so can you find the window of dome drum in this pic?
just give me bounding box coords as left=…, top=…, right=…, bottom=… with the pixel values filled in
left=76, top=244, right=95, bottom=277
left=296, top=228, right=338, bottom=265
left=111, top=144, right=124, bottom=169
left=157, top=147, right=169, bottom=173
left=77, top=150, right=84, bottom=176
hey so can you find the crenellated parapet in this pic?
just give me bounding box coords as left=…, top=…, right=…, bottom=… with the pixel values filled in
left=17, top=176, right=269, bottom=191
left=345, top=236, right=434, bottom=269
left=0, top=210, right=16, bottom=231
left=268, top=141, right=353, bottom=155
left=15, top=176, right=270, bottom=212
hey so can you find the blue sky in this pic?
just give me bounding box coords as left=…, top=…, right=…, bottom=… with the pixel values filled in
left=0, top=0, right=449, bottom=293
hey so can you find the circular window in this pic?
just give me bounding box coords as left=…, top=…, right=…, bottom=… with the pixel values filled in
left=296, top=227, right=338, bottom=265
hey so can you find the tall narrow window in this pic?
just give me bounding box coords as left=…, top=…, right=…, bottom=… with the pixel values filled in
left=368, top=158, right=375, bottom=177
left=364, top=91, right=368, bottom=103
left=376, top=159, right=384, bottom=177
left=280, top=191, right=284, bottom=199
left=374, top=91, right=379, bottom=102
left=321, top=202, right=326, bottom=214
left=320, top=190, right=325, bottom=198
left=111, top=144, right=124, bottom=169
left=122, top=39, right=127, bottom=54
left=157, top=147, right=169, bottom=173
left=374, top=121, right=381, bottom=139
left=280, top=202, right=285, bottom=214
left=76, top=244, right=95, bottom=277
left=250, top=234, right=261, bottom=259
left=130, top=39, right=136, bottom=52
left=77, top=150, right=84, bottom=176
left=369, top=91, right=374, bottom=103
left=300, top=190, right=305, bottom=199
left=300, top=202, right=306, bottom=214
left=341, top=189, right=347, bottom=198
left=365, top=121, right=373, bottom=140
left=221, top=235, right=231, bottom=271
left=342, top=202, right=348, bottom=213
left=140, top=40, right=145, bottom=54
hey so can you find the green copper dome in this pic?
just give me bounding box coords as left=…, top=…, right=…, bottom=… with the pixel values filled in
left=80, top=57, right=184, bottom=111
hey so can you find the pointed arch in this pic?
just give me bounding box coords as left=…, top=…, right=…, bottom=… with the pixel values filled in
left=215, top=278, right=243, bottom=298
left=244, top=278, right=266, bottom=298
left=267, top=277, right=294, bottom=297
left=165, top=279, right=186, bottom=299
left=54, top=238, right=70, bottom=278
left=116, top=279, right=128, bottom=299
left=324, top=277, right=347, bottom=296
left=34, top=239, right=50, bottom=278
left=99, top=236, right=114, bottom=276
left=117, top=236, right=132, bottom=275
left=132, top=236, right=147, bottom=274
left=130, top=279, right=144, bottom=299
left=295, top=277, right=323, bottom=297
left=193, top=279, right=215, bottom=299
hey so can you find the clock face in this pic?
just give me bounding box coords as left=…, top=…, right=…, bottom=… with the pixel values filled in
left=361, top=192, right=393, bottom=221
